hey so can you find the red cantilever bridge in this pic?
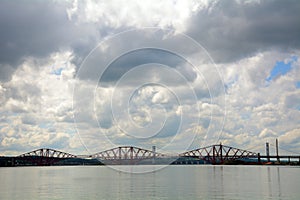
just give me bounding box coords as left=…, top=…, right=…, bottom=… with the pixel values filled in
left=18, top=148, right=77, bottom=166
left=179, top=144, right=258, bottom=164
left=15, top=144, right=267, bottom=166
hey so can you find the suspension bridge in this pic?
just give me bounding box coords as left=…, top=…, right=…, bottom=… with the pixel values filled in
left=1, top=141, right=299, bottom=166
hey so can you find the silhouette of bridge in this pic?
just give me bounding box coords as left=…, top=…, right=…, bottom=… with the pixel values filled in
left=180, top=144, right=258, bottom=164
left=17, top=148, right=77, bottom=166
left=19, top=148, right=76, bottom=158
left=1, top=144, right=298, bottom=166
left=90, top=146, right=164, bottom=164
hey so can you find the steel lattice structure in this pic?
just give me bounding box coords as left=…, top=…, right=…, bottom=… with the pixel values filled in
left=17, top=148, right=77, bottom=166
left=19, top=148, right=76, bottom=158
left=11, top=143, right=300, bottom=166
left=92, top=146, right=164, bottom=160
left=180, top=144, right=258, bottom=164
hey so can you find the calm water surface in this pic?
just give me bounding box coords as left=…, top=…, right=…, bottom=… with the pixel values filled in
left=0, top=165, right=299, bottom=200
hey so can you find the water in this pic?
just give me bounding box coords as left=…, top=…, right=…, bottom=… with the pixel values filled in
left=0, top=165, right=299, bottom=200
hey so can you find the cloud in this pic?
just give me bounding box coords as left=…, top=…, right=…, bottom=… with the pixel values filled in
left=0, top=0, right=99, bottom=81
left=67, top=0, right=207, bottom=31
left=99, top=49, right=185, bottom=84
left=187, top=0, right=300, bottom=63
left=0, top=0, right=300, bottom=156
left=0, top=51, right=78, bottom=154
left=258, top=128, right=278, bottom=138
left=279, top=128, right=300, bottom=153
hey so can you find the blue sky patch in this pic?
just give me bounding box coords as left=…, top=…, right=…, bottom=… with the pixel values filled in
left=224, top=75, right=238, bottom=93
left=296, top=81, right=300, bottom=88
left=266, top=56, right=297, bottom=82
left=51, top=67, right=63, bottom=75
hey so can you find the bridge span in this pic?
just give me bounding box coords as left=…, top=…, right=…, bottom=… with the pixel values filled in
left=1, top=144, right=299, bottom=166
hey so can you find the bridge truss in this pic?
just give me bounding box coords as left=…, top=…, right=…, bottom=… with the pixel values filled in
left=92, top=146, right=164, bottom=164
left=19, top=148, right=76, bottom=158
left=18, top=148, right=76, bottom=166
left=14, top=144, right=262, bottom=165
left=180, top=144, right=258, bottom=164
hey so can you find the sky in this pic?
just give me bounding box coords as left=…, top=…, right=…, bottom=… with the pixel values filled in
left=0, top=0, right=299, bottom=156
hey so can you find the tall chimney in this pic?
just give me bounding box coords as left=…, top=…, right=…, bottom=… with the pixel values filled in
left=266, top=142, right=270, bottom=162
left=276, top=138, right=279, bottom=162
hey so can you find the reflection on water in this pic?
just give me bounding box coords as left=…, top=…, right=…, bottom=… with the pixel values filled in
left=277, top=167, right=282, bottom=199
left=0, top=165, right=299, bottom=200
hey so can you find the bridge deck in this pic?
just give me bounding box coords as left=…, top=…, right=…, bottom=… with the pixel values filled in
left=3, top=144, right=297, bottom=166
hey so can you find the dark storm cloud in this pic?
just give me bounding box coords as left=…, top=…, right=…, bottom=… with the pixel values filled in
left=100, top=49, right=186, bottom=83
left=187, top=0, right=300, bottom=63
left=0, top=1, right=70, bottom=64
left=1, top=0, right=299, bottom=82
left=76, top=28, right=205, bottom=84
left=0, top=0, right=99, bottom=81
